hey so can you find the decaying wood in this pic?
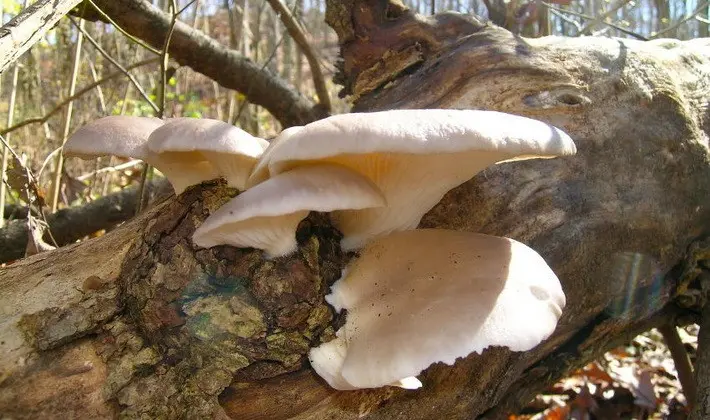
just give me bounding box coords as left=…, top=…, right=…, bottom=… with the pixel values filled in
left=1, top=1, right=710, bottom=418
left=0, top=0, right=83, bottom=73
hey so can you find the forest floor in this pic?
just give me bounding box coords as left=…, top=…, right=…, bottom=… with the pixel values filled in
left=514, top=326, right=698, bottom=420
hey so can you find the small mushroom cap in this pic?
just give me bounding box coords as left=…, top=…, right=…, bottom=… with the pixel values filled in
left=63, top=116, right=164, bottom=160
left=309, top=229, right=565, bottom=390
left=249, top=109, right=576, bottom=250
left=148, top=117, right=268, bottom=156
left=192, top=164, right=386, bottom=258
left=147, top=118, right=269, bottom=191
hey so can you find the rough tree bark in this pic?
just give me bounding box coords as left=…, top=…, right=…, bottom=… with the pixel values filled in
left=0, top=0, right=83, bottom=73
left=1, top=1, right=710, bottom=418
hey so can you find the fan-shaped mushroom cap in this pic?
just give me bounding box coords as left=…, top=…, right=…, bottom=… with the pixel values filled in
left=249, top=109, right=576, bottom=250
left=192, top=164, right=386, bottom=258
left=309, top=229, right=565, bottom=390
left=148, top=118, right=269, bottom=191
left=63, top=116, right=163, bottom=160
left=309, top=330, right=423, bottom=391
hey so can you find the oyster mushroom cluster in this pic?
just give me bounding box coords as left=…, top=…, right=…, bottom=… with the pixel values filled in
left=64, top=109, right=577, bottom=391
left=65, top=116, right=269, bottom=192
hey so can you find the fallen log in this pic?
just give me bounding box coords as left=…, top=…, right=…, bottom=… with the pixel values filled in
left=0, top=1, right=709, bottom=418
left=0, top=178, right=173, bottom=264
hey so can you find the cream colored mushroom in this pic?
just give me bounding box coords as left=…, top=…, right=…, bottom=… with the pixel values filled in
left=63, top=115, right=163, bottom=160
left=65, top=116, right=269, bottom=195
left=147, top=117, right=268, bottom=191
left=249, top=109, right=576, bottom=251
left=192, top=164, right=386, bottom=258
left=309, top=229, right=565, bottom=390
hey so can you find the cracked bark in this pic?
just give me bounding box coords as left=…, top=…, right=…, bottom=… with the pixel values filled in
left=1, top=1, right=710, bottom=418
left=0, top=0, right=83, bottom=73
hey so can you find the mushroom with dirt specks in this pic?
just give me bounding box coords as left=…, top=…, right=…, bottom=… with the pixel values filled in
left=309, top=229, right=565, bottom=390
left=248, top=109, right=576, bottom=251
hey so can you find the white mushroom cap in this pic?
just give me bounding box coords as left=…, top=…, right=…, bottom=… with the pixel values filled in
left=309, top=229, right=565, bottom=390
left=192, top=164, right=386, bottom=258
left=249, top=109, right=576, bottom=250
left=63, top=116, right=164, bottom=160
left=148, top=118, right=269, bottom=191
left=309, top=331, right=423, bottom=391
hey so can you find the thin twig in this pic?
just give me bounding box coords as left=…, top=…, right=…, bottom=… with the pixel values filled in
left=50, top=17, right=85, bottom=213
left=0, top=132, right=25, bottom=164
left=265, top=0, right=331, bottom=112
left=85, top=0, right=161, bottom=55
left=0, top=58, right=160, bottom=137
left=0, top=0, right=26, bottom=228
left=83, top=53, right=108, bottom=113
left=82, top=53, right=108, bottom=200
left=37, top=146, right=63, bottom=182
left=137, top=0, right=178, bottom=215
left=543, top=3, right=649, bottom=40
left=658, top=323, right=698, bottom=409
left=78, top=159, right=143, bottom=181
left=548, top=8, right=582, bottom=32
left=578, top=0, right=633, bottom=35
left=177, top=0, right=199, bottom=16
left=235, top=30, right=288, bottom=124
left=159, top=1, right=178, bottom=116
left=652, top=1, right=710, bottom=39
left=0, top=133, right=56, bottom=246
left=68, top=16, right=159, bottom=113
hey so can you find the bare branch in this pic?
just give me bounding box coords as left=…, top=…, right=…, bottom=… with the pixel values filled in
left=266, top=0, right=332, bottom=112
left=77, top=159, right=143, bottom=181
left=50, top=18, right=86, bottom=212
left=543, top=2, right=649, bottom=40
left=652, top=1, right=710, bottom=39
left=0, top=0, right=83, bottom=73
left=91, top=0, right=326, bottom=127
left=68, top=16, right=159, bottom=113
left=0, top=58, right=160, bottom=137
left=0, top=178, right=172, bottom=264
left=578, top=0, right=633, bottom=35
left=658, top=323, right=698, bottom=409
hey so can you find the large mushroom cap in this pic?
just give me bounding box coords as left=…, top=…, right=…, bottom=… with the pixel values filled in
left=63, top=116, right=164, bottom=160
left=309, top=229, right=565, bottom=390
left=249, top=109, right=576, bottom=250
left=147, top=118, right=269, bottom=192
left=192, top=164, right=386, bottom=258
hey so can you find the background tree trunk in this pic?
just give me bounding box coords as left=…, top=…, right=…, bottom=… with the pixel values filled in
left=1, top=1, right=710, bottom=418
